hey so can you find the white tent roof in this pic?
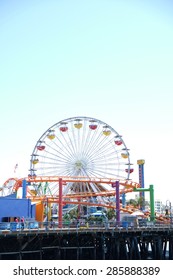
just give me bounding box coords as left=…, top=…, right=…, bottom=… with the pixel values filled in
left=131, top=210, right=144, bottom=216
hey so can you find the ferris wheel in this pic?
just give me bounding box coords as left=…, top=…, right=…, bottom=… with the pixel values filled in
left=29, top=116, right=133, bottom=197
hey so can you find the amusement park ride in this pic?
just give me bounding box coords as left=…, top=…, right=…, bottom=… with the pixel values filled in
left=0, top=116, right=169, bottom=226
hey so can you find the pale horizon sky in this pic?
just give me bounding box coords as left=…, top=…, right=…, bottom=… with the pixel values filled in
left=0, top=0, right=173, bottom=204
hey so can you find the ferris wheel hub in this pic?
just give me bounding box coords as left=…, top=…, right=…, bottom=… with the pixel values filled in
left=75, top=160, right=83, bottom=169
left=74, top=159, right=87, bottom=172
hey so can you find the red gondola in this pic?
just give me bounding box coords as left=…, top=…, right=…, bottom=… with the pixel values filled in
left=89, top=120, right=98, bottom=130
left=115, top=140, right=123, bottom=145
left=36, top=145, right=45, bottom=151
left=125, top=168, right=134, bottom=173
left=89, top=124, right=97, bottom=130
left=59, top=122, right=68, bottom=132
left=60, top=126, right=68, bottom=132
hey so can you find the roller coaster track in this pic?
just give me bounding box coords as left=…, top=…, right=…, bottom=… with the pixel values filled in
left=2, top=176, right=170, bottom=223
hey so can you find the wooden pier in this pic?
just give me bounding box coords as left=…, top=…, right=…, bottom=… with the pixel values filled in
left=0, top=226, right=173, bottom=260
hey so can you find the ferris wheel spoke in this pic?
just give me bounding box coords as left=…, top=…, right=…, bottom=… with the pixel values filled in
left=58, top=130, right=78, bottom=159
left=39, top=147, right=74, bottom=164
left=79, top=119, right=96, bottom=158
left=80, top=120, right=101, bottom=156
left=85, top=122, right=114, bottom=153
left=81, top=127, right=104, bottom=159
left=37, top=147, right=78, bottom=169
left=70, top=120, right=81, bottom=156
left=78, top=119, right=91, bottom=158
left=86, top=166, right=124, bottom=179
left=86, top=136, right=119, bottom=159
left=88, top=148, right=118, bottom=162
left=46, top=139, right=76, bottom=162
left=63, top=182, right=75, bottom=195
left=38, top=157, right=75, bottom=169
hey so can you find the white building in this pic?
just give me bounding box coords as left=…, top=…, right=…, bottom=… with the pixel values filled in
left=154, top=199, right=163, bottom=214
left=145, top=198, right=163, bottom=214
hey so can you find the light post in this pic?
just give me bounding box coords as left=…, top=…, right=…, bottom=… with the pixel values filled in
left=166, top=200, right=172, bottom=223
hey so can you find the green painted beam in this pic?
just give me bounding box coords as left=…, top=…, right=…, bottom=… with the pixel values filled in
left=149, top=185, right=155, bottom=221
left=134, top=188, right=150, bottom=192
left=134, top=185, right=155, bottom=221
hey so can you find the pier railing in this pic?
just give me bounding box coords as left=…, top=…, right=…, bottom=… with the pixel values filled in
left=0, top=220, right=173, bottom=234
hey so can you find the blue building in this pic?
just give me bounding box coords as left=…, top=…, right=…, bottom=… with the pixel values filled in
left=0, top=193, right=35, bottom=222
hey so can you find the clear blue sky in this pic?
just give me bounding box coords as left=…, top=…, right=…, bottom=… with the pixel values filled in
left=0, top=0, right=173, bottom=203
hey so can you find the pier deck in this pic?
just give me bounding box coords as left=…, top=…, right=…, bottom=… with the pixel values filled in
left=0, top=225, right=173, bottom=260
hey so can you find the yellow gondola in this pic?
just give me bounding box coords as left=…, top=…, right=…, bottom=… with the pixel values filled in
left=103, top=125, right=111, bottom=136
left=74, top=123, right=83, bottom=129
left=74, top=119, right=83, bottom=129
left=32, top=159, right=39, bottom=164
left=47, top=130, right=55, bottom=140
left=103, top=130, right=111, bottom=136
left=121, top=153, right=128, bottom=159
left=47, top=134, right=55, bottom=140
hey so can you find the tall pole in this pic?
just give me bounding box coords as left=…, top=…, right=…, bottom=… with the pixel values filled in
left=137, top=159, right=145, bottom=210
left=166, top=200, right=172, bottom=223
left=22, top=179, right=27, bottom=198
left=112, top=181, right=120, bottom=224
left=46, top=197, right=49, bottom=222
left=149, top=185, right=155, bottom=221
left=58, top=178, right=63, bottom=228
left=121, top=193, right=126, bottom=208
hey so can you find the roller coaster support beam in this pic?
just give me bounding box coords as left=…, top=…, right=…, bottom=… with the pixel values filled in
left=22, top=179, right=31, bottom=198
left=58, top=178, right=63, bottom=228
left=121, top=193, right=126, bottom=208
left=134, top=184, right=155, bottom=221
